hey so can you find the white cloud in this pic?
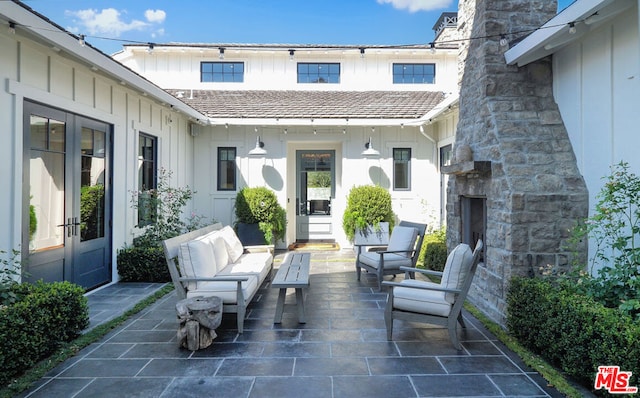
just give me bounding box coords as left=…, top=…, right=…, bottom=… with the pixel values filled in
left=151, top=28, right=165, bottom=39
left=376, top=0, right=454, bottom=12
left=145, top=10, right=166, bottom=24
left=65, top=8, right=165, bottom=36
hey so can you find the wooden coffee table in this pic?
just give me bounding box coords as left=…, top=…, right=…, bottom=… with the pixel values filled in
left=271, top=252, right=311, bottom=323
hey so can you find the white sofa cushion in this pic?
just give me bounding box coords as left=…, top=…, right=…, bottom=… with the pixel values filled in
left=393, top=279, right=452, bottom=317
left=186, top=275, right=259, bottom=304
left=387, top=226, right=418, bottom=257
left=218, top=225, right=245, bottom=263
left=178, top=234, right=218, bottom=290
left=218, top=251, right=273, bottom=283
left=441, top=243, right=473, bottom=303
left=358, top=251, right=412, bottom=270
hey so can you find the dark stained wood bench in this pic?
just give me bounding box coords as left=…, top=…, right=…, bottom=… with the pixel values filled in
left=271, top=252, right=311, bottom=323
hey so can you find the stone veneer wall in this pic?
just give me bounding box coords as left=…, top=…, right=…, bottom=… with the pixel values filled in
left=446, top=0, right=589, bottom=325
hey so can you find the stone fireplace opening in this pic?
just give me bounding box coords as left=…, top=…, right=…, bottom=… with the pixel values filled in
left=461, top=196, right=485, bottom=261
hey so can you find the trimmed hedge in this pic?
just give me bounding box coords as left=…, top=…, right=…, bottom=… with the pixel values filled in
left=342, top=185, right=395, bottom=242
left=507, top=277, right=640, bottom=393
left=235, top=187, right=287, bottom=243
left=0, top=281, right=88, bottom=386
left=417, top=229, right=447, bottom=271
left=117, top=246, right=170, bottom=283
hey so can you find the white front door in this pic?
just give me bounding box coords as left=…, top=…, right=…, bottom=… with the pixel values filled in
left=296, top=150, right=335, bottom=241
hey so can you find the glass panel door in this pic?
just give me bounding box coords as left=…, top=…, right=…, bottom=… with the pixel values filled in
left=75, top=119, right=111, bottom=288
left=24, top=105, right=71, bottom=283
left=296, top=150, right=335, bottom=241
left=23, top=101, right=111, bottom=289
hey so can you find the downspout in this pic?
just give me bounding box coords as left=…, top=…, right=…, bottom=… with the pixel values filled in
left=419, top=124, right=438, bottom=167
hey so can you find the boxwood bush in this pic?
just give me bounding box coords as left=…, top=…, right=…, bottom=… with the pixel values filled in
left=117, top=245, right=170, bottom=283
left=507, top=277, right=640, bottom=393
left=235, top=186, right=287, bottom=244
left=0, top=281, right=89, bottom=386
left=417, top=227, right=447, bottom=271
left=342, top=185, right=395, bottom=241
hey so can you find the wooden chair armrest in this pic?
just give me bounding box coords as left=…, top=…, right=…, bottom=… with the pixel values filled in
left=179, top=275, right=250, bottom=282
left=243, top=244, right=275, bottom=253
left=377, top=249, right=414, bottom=255
left=399, top=266, right=443, bottom=277
left=382, top=280, right=461, bottom=294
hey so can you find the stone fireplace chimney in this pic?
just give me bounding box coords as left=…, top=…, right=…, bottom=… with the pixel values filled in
left=444, top=0, right=589, bottom=325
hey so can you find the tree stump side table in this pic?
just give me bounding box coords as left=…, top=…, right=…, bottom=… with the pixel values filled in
left=176, top=296, right=222, bottom=351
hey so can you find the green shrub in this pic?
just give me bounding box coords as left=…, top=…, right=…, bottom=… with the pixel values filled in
left=121, top=168, right=206, bottom=282
left=235, top=187, right=286, bottom=243
left=571, top=161, right=640, bottom=319
left=418, top=227, right=447, bottom=270
left=342, top=185, right=395, bottom=241
left=0, top=281, right=88, bottom=386
left=507, top=277, right=640, bottom=393
left=117, top=246, right=169, bottom=283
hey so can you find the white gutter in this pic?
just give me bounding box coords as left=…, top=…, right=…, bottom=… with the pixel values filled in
left=0, top=2, right=208, bottom=123
left=207, top=118, right=425, bottom=127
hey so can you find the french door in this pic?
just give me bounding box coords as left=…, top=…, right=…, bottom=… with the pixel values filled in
left=22, top=101, right=112, bottom=290
left=296, top=150, right=335, bottom=241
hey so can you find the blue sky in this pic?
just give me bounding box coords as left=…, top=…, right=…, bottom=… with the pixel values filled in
left=23, top=0, right=575, bottom=55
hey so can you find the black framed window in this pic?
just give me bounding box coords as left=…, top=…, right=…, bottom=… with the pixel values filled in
left=297, top=63, right=340, bottom=83
left=138, top=133, right=157, bottom=226
left=217, top=147, right=236, bottom=191
left=201, top=62, right=244, bottom=82
left=393, top=63, right=435, bottom=84
left=393, top=148, right=411, bottom=190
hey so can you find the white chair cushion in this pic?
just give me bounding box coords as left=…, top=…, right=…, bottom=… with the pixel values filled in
left=358, top=251, right=412, bottom=270
left=178, top=235, right=217, bottom=290
left=186, top=275, right=259, bottom=304
left=441, top=243, right=473, bottom=303
left=218, top=225, right=245, bottom=263
left=387, top=226, right=418, bottom=257
left=393, top=279, right=452, bottom=317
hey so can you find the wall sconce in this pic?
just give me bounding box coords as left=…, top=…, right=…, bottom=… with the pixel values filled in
left=361, top=137, right=380, bottom=157
left=248, top=136, right=267, bottom=156
left=219, top=47, right=225, bottom=59
left=289, top=49, right=295, bottom=61
left=359, top=47, right=366, bottom=58
left=8, top=22, right=16, bottom=34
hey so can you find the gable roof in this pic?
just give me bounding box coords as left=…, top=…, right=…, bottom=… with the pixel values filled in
left=165, top=90, right=445, bottom=121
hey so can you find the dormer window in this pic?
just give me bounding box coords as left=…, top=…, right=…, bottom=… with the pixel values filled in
left=393, top=63, right=435, bottom=84
left=201, top=62, right=244, bottom=82
left=297, top=63, right=340, bottom=84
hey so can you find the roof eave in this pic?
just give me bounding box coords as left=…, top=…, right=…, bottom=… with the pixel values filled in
left=504, top=0, right=634, bottom=67
left=0, top=1, right=208, bottom=122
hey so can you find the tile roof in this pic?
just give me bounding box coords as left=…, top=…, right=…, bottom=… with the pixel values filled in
left=166, top=90, right=445, bottom=120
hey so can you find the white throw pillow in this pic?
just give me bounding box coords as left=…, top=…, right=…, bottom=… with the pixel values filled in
left=218, top=225, right=244, bottom=263
left=211, top=235, right=230, bottom=269
left=178, top=236, right=217, bottom=289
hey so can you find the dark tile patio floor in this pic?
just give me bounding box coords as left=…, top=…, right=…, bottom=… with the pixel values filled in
left=21, top=250, right=566, bottom=397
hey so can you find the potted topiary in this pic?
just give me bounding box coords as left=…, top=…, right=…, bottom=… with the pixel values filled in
left=234, top=187, right=287, bottom=245
left=342, top=185, right=395, bottom=244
